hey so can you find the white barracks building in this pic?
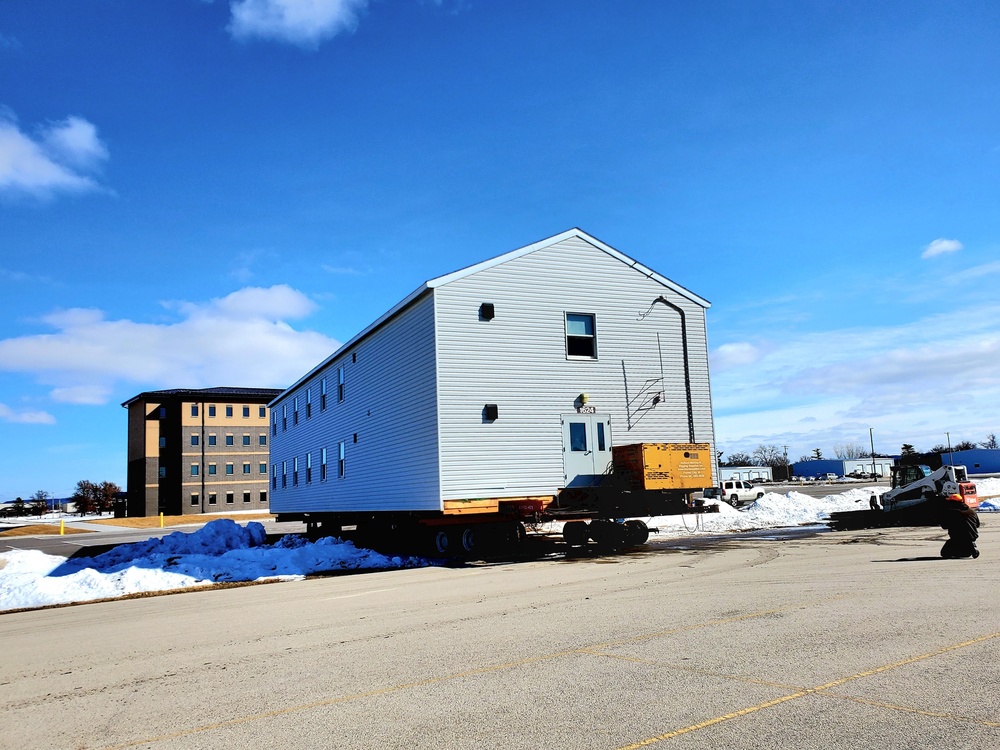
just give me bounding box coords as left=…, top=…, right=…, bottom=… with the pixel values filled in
left=268, top=229, right=716, bottom=522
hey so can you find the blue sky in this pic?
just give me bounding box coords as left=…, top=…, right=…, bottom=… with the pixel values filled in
left=1, top=0, right=998, bottom=500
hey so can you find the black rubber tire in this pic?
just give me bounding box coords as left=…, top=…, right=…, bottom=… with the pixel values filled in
left=729, top=494, right=740, bottom=507
left=430, top=529, right=449, bottom=555
left=590, top=520, right=627, bottom=552
left=459, top=526, right=477, bottom=555
left=623, top=519, right=649, bottom=546
left=562, top=520, right=589, bottom=547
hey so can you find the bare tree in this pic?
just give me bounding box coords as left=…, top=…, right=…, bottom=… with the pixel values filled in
left=752, top=444, right=788, bottom=467
left=834, top=442, right=866, bottom=459
left=981, top=433, right=998, bottom=450
left=97, top=481, right=121, bottom=515
left=29, top=490, right=51, bottom=518
left=72, top=480, right=99, bottom=516
left=953, top=440, right=977, bottom=451
left=722, top=451, right=752, bottom=467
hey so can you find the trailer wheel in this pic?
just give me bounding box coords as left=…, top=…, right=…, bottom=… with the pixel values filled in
left=430, top=529, right=450, bottom=555
left=623, top=519, right=649, bottom=546
left=503, top=521, right=526, bottom=549
left=562, top=520, right=589, bottom=547
left=589, top=520, right=627, bottom=552
left=459, top=526, right=478, bottom=555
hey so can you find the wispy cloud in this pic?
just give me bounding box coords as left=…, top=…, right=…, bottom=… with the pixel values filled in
left=321, top=264, right=366, bottom=275
left=0, top=285, right=340, bottom=405
left=711, top=302, right=1000, bottom=458
left=0, top=33, right=21, bottom=51
left=0, top=403, right=56, bottom=425
left=228, top=0, right=369, bottom=48
left=710, top=341, right=764, bottom=371
left=921, top=237, right=963, bottom=259
left=0, top=112, right=109, bottom=198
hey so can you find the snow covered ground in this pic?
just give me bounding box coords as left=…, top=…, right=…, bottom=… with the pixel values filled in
left=2, top=480, right=997, bottom=613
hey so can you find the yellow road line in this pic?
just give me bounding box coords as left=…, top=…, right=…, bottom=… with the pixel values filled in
left=615, top=630, right=1000, bottom=749
left=577, top=648, right=801, bottom=691
left=98, top=599, right=821, bottom=750
left=100, top=649, right=582, bottom=750
left=820, top=692, right=1000, bottom=728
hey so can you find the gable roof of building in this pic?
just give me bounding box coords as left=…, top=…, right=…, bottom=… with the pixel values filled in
left=273, top=229, right=709, bottom=402
left=426, top=228, right=710, bottom=307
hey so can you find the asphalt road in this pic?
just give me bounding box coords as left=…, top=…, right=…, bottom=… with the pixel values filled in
left=2, top=520, right=998, bottom=750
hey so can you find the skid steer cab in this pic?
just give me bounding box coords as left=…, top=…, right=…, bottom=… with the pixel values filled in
left=878, top=464, right=978, bottom=512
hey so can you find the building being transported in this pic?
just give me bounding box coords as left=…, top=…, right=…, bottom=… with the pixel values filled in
left=268, top=229, right=716, bottom=536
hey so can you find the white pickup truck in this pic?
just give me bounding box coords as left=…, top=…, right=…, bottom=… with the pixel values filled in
left=703, top=480, right=765, bottom=508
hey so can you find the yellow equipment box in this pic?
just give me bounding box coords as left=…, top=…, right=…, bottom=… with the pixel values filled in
left=612, top=443, right=713, bottom=491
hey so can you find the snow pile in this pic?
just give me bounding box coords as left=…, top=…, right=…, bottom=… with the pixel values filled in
left=646, top=487, right=876, bottom=536
left=2, top=483, right=996, bottom=612
left=975, top=477, right=1000, bottom=511
left=0, top=520, right=428, bottom=612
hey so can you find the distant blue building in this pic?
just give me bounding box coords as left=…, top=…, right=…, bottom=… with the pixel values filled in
left=791, top=457, right=895, bottom=479
left=941, top=449, right=1000, bottom=475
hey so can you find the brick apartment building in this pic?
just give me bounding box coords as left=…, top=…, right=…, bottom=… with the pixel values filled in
left=122, top=387, right=282, bottom=517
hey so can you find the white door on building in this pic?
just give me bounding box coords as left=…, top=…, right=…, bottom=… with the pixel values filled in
left=561, top=413, right=613, bottom=487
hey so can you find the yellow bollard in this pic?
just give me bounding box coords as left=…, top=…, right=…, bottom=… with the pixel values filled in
left=160, top=512, right=164, bottom=528
left=60, top=519, right=65, bottom=536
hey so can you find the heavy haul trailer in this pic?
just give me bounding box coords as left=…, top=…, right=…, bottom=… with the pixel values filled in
left=278, top=442, right=718, bottom=556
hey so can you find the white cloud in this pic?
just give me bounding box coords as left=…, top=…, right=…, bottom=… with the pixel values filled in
left=228, top=0, right=369, bottom=48
left=50, top=385, right=113, bottom=405
left=710, top=341, right=763, bottom=372
left=711, top=302, right=1000, bottom=460
left=0, top=113, right=109, bottom=197
left=39, top=116, right=108, bottom=171
left=0, top=403, right=56, bottom=425
left=921, top=238, right=963, bottom=259
left=0, top=285, right=340, bottom=405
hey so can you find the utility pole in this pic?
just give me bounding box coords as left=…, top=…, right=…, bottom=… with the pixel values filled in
left=946, top=431, right=954, bottom=467
left=869, top=427, right=876, bottom=479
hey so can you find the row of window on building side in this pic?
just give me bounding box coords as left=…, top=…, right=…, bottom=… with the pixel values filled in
left=273, top=442, right=347, bottom=490
left=273, top=365, right=347, bottom=435
left=188, top=490, right=268, bottom=507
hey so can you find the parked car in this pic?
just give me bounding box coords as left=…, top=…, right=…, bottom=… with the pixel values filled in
left=704, top=480, right=765, bottom=507
left=819, top=473, right=839, bottom=481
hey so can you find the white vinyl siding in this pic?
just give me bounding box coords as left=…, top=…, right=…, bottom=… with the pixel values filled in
left=269, top=294, right=441, bottom=513
left=268, top=230, right=715, bottom=513
left=433, top=236, right=714, bottom=498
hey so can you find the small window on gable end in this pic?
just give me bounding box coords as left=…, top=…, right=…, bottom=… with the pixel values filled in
left=566, top=313, right=597, bottom=358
